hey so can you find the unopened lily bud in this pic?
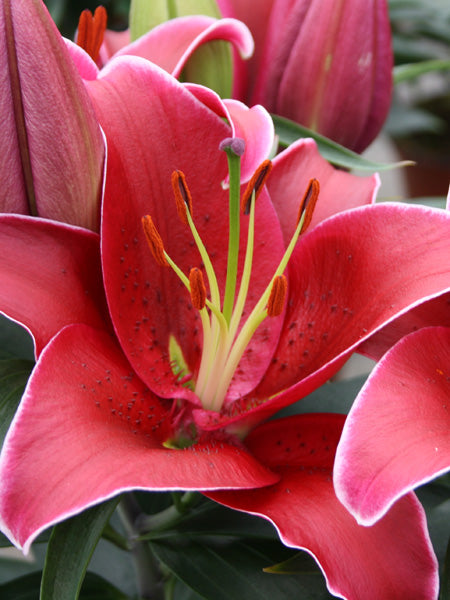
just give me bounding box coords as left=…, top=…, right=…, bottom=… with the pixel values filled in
left=218, top=0, right=393, bottom=152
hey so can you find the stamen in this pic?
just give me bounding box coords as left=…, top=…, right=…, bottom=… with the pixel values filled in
left=76, top=6, right=107, bottom=63
left=141, top=215, right=168, bottom=267
left=267, top=275, right=287, bottom=317
left=172, top=170, right=193, bottom=226
left=189, top=268, right=207, bottom=310
left=241, top=160, right=273, bottom=214
left=297, top=178, right=320, bottom=233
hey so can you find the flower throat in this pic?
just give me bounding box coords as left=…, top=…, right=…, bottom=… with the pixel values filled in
left=142, top=138, right=318, bottom=413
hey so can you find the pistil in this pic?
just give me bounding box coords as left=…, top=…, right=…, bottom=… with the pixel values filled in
left=142, top=142, right=319, bottom=414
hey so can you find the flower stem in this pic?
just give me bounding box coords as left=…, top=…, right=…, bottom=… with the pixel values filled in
left=118, top=494, right=164, bottom=600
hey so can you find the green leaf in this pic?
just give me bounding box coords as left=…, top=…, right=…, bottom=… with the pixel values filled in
left=442, top=532, right=450, bottom=600
left=263, top=551, right=321, bottom=575
left=0, top=315, right=34, bottom=360
left=394, top=60, right=450, bottom=84
left=0, top=571, right=41, bottom=600
left=140, top=497, right=277, bottom=541
left=79, top=572, right=130, bottom=600
left=40, top=498, right=120, bottom=600
left=0, top=571, right=128, bottom=600
left=0, top=358, right=34, bottom=444
left=150, top=537, right=332, bottom=599
left=272, top=115, right=413, bottom=171
left=276, top=375, right=369, bottom=419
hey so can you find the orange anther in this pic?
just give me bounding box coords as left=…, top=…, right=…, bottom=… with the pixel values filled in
left=189, top=267, right=207, bottom=310
left=172, top=170, right=193, bottom=226
left=297, top=178, right=320, bottom=234
left=142, top=215, right=168, bottom=267
left=76, top=6, right=107, bottom=63
left=241, top=160, right=273, bottom=214
left=267, top=275, right=287, bottom=317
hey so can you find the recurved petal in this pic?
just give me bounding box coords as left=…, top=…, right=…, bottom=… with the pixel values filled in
left=359, top=292, right=450, bottom=360
left=334, top=326, right=450, bottom=526
left=113, top=15, right=253, bottom=78
left=268, top=138, right=379, bottom=244
left=198, top=203, right=450, bottom=432
left=0, top=324, right=277, bottom=553
left=0, top=0, right=104, bottom=230
left=0, top=215, right=109, bottom=356
left=183, top=85, right=274, bottom=183
left=208, top=414, right=438, bottom=600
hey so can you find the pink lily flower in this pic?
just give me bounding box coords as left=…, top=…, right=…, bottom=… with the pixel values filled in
left=1, top=58, right=450, bottom=599
left=69, top=5, right=253, bottom=83
left=217, top=0, right=393, bottom=152
left=334, top=326, right=450, bottom=528
left=0, top=0, right=105, bottom=230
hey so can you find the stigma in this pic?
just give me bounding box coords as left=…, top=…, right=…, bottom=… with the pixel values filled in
left=142, top=140, right=319, bottom=413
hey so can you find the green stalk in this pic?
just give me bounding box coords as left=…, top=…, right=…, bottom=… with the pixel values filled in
left=222, top=149, right=242, bottom=324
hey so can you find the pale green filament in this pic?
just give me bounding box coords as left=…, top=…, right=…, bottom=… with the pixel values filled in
left=159, top=158, right=309, bottom=413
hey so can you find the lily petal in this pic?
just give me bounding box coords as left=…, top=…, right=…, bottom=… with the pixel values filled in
left=0, top=215, right=109, bottom=356
left=334, top=326, right=450, bottom=526
left=182, top=84, right=274, bottom=183
left=198, top=203, right=450, bottom=431
left=0, top=0, right=104, bottom=230
left=0, top=323, right=278, bottom=554
left=113, top=15, right=253, bottom=78
left=208, top=414, right=438, bottom=600
left=268, top=138, right=380, bottom=244
left=359, top=292, right=450, bottom=360
left=87, top=57, right=284, bottom=402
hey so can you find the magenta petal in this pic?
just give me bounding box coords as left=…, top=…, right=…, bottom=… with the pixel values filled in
left=0, top=215, right=109, bottom=356
left=223, top=99, right=274, bottom=183
left=88, top=58, right=284, bottom=401
left=99, top=28, right=131, bottom=64
left=359, top=292, right=450, bottom=360
left=269, top=138, right=379, bottom=244
left=255, top=203, right=450, bottom=402
left=335, top=326, right=450, bottom=526
left=64, top=38, right=99, bottom=80
left=0, top=0, right=104, bottom=229
left=199, top=202, right=450, bottom=432
left=208, top=415, right=438, bottom=600
left=114, top=15, right=253, bottom=78
left=0, top=324, right=277, bottom=553
left=182, top=85, right=274, bottom=183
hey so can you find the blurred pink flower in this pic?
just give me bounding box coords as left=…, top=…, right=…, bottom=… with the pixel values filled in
left=218, top=0, right=393, bottom=152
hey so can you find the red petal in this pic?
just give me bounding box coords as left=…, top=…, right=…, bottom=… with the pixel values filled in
left=208, top=414, right=438, bottom=600
left=0, top=215, right=109, bottom=356
left=0, top=324, right=277, bottom=553
left=88, top=58, right=285, bottom=402
left=359, top=292, right=450, bottom=360
left=268, top=138, right=379, bottom=244
left=199, top=203, right=450, bottom=431
left=335, top=326, right=450, bottom=525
